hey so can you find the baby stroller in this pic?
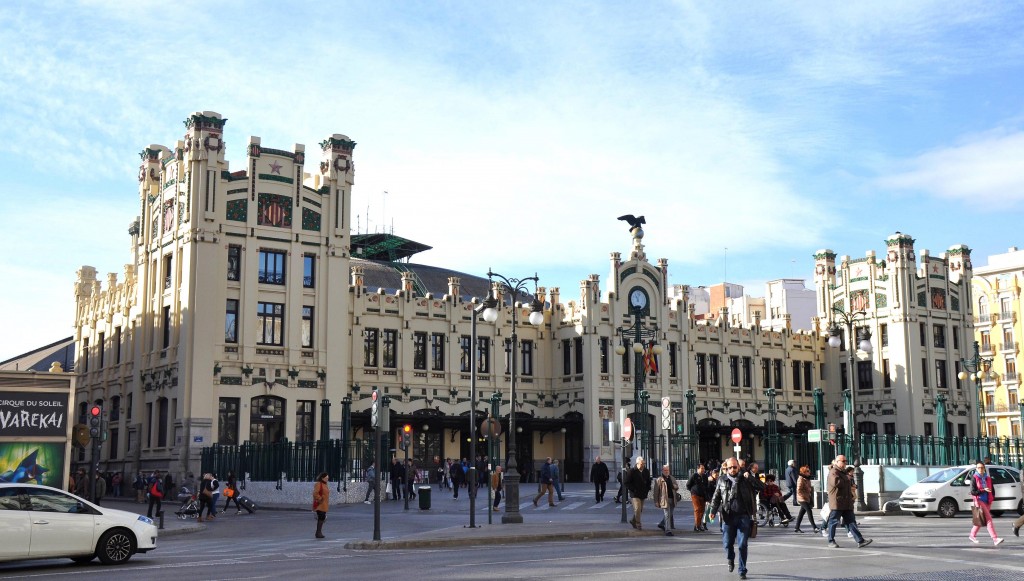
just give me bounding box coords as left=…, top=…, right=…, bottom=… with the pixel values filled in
left=175, top=487, right=199, bottom=520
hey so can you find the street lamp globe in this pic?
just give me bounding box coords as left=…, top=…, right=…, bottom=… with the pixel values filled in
left=528, top=309, right=544, bottom=326
left=482, top=305, right=499, bottom=323
left=828, top=334, right=842, bottom=349
left=653, top=344, right=663, bottom=355
left=632, top=342, right=644, bottom=354
left=957, top=371, right=968, bottom=381
left=858, top=337, right=873, bottom=354
left=614, top=344, right=626, bottom=356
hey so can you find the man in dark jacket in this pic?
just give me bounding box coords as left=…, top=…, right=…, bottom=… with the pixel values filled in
left=390, top=458, right=405, bottom=501
left=625, top=456, right=652, bottom=529
left=590, top=456, right=610, bottom=502
left=687, top=463, right=709, bottom=531
left=825, top=455, right=872, bottom=548
left=709, top=457, right=763, bottom=580
left=532, top=457, right=555, bottom=506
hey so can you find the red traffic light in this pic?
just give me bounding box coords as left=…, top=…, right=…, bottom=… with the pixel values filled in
left=89, top=405, right=102, bottom=417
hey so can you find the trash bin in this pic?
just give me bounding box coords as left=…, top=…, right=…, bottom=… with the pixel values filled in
left=418, top=486, right=431, bottom=510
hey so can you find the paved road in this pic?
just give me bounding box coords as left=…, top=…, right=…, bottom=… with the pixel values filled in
left=2, top=491, right=1023, bottom=580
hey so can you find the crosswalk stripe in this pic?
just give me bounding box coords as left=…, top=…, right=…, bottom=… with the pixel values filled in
left=561, top=502, right=585, bottom=510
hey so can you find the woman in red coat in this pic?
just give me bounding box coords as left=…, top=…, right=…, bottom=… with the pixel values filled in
left=969, top=462, right=1003, bottom=546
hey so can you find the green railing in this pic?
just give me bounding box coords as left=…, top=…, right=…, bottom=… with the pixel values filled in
left=201, top=439, right=374, bottom=483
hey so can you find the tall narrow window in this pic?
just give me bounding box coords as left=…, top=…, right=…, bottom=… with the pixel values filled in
left=521, top=340, right=534, bottom=376
left=225, top=299, right=239, bottom=343
left=696, top=353, right=707, bottom=385
left=114, top=326, right=122, bottom=364
left=709, top=354, right=720, bottom=385
left=98, top=332, right=105, bottom=368
left=880, top=324, right=888, bottom=348
left=935, top=359, right=947, bottom=389
left=670, top=343, right=678, bottom=378
left=621, top=341, right=630, bottom=375
left=413, top=332, right=427, bottom=370
left=953, top=326, right=960, bottom=350
left=163, top=254, right=172, bottom=290
left=364, top=329, right=379, bottom=367
left=476, top=337, right=490, bottom=373
left=773, top=359, right=783, bottom=390
left=762, top=359, right=770, bottom=390
left=431, top=333, right=445, bottom=371
left=256, top=302, right=284, bottom=346
left=729, top=356, right=739, bottom=387
left=562, top=339, right=572, bottom=375
left=574, top=337, right=584, bottom=374
left=218, top=398, right=240, bottom=445
left=933, top=324, right=945, bottom=348
left=227, top=245, right=241, bottom=281
left=258, top=249, right=286, bottom=285
left=382, top=329, right=397, bottom=368
left=296, top=400, right=315, bottom=442
left=742, top=357, right=752, bottom=388
left=921, top=358, right=929, bottom=387
left=981, top=331, right=991, bottom=351
left=459, top=335, right=471, bottom=372
left=791, top=360, right=801, bottom=391
left=599, top=337, right=609, bottom=374
left=303, top=254, right=316, bottom=288
left=301, top=306, right=314, bottom=348
left=162, top=306, right=171, bottom=349
left=803, top=361, right=813, bottom=392
left=856, top=360, right=873, bottom=391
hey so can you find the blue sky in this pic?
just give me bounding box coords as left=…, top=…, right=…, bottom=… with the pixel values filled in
left=2, top=1, right=1024, bottom=361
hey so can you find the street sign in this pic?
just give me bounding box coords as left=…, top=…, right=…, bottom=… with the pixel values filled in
left=731, top=428, right=743, bottom=444
left=807, top=429, right=827, bottom=443
left=622, top=418, right=634, bottom=441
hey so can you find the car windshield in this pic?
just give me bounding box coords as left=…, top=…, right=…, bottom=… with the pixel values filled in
left=919, top=467, right=964, bottom=484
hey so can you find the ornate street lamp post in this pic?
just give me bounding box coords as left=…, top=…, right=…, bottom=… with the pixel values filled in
left=828, top=306, right=872, bottom=511
left=958, top=340, right=995, bottom=437
left=615, top=306, right=660, bottom=463
left=483, top=270, right=544, bottom=524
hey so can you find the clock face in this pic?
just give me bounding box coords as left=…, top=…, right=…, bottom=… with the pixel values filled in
left=630, top=287, right=648, bottom=309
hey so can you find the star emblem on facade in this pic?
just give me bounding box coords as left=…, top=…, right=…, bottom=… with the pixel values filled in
left=269, top=160, right=282, bottom=175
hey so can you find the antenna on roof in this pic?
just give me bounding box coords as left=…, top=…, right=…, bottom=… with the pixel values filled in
left=381, top=191, right=388, bottom=235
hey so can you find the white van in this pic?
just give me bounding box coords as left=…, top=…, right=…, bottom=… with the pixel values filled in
left=898, top=464, right=1024, bottom=518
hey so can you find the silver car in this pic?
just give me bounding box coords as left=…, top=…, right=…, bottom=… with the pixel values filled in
left=0, top=483, right=158, bottom=565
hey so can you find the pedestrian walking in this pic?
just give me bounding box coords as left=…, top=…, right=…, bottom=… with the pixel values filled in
left=687, top=464, right=709, bottom=532
left=313, top=472, right=329, bottom=539
left=703, top=467, right=720, bottom=530
left=390, top=458, right=404, bottom=501
left=653, top=464, right=678, bottom=535
left=551, top=460, right=565, bottom=502
left=783, top=459, right=798, bottom=506
left=614, top=460, right=630, bottom=504
left=491, top=466, right=504, bottom=511
left=969, top=461, right=1003, bottom=546
left=93, top=472, right=107, bottom=505
left=197, top=472, right=216, bottom=522
left=363, top=462, right=378, bottom=504
left=111, top=471, right=123, bottom=497
left=451, top=457, right=465, bottom=499
left=405, top=459, right=418, bottom=500
left=133, top=471, right=146, bottom=503
left=825, top=455, right=872, bottom=549
left=590, top=456, right=610, bottom=502
left=793, top=465, right=820, bottom=533
left=222, top=471, right=243, bottom=514
left=533, top=457, right=556, bottom=506
left=625, top=456, right=651, bottom=529
left=708, top=457, right=763, bottom=580
left=146, top=470, right=164, bottom=518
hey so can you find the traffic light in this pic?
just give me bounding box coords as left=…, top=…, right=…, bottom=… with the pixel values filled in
left=674, top=411, right=684, bottom=435
left=400, top=424, right=412, bottom=451
left=88, top=404, right=102, bottom=439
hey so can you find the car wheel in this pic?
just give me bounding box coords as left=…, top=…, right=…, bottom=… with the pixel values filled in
left=70, top=555, right=95, bottom=564
left=96, top=529, right=135, bottom=565
left=1018, top=500, right=1024, bottom=516
left=991, top=510, right=1004, bottom=517
left=912, top=512, right=926, bottom=518
left=938, top=497, right=958, bottom=518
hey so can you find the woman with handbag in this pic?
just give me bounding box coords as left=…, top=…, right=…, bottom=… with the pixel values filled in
left=313, top=472, right=330, bottom=539
left=222, top=471, right=243, bottom=514
left=197, top=473, right=216, bottom=522
left=969, top=462, right=1003, bottom=545
left=793, top=465, right=820, bottom=533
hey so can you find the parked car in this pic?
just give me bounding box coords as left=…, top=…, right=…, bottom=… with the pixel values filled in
left=898, top=464, right=1024, bottom=518
left=0, top=483, right=158, bottom=565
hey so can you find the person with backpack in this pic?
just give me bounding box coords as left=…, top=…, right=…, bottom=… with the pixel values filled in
left=146, top=470, right=164, bottom=518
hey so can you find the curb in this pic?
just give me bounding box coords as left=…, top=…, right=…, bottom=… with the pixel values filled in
left=344, top=528, right=661, bottom=550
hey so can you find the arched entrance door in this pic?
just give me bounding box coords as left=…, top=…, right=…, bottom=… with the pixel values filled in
left=698, top=418, right=722, bottom=464
left=250, top=395, right=286, bottom=444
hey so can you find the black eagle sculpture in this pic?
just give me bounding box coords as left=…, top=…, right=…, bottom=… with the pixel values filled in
left=617, top=214, right=646, bottom=231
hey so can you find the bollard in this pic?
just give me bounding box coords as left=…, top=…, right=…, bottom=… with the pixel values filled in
left=158, top=510, right=164, bottom=530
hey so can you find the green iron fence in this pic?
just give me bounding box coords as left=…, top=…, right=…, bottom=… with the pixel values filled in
left=201, top=439, right=374, bottom=484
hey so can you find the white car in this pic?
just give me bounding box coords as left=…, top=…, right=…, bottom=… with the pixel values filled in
left=898, top=464, right=1024, bottom=518
left=0, top=483, right=158, bottom=565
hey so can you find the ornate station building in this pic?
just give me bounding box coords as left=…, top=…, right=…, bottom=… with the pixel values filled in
left=71, top=112, right=980, bottom=483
